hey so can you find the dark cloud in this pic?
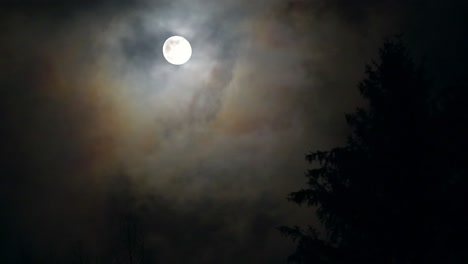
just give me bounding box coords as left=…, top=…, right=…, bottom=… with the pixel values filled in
left=121, top=18, right=168, bottom=68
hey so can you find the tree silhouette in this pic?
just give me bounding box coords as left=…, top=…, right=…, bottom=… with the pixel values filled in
left=72, top=240, right=92, bottom=264
left=281, top=36, right=468, bottom=263
left=107, top=173, right=149, bottom=264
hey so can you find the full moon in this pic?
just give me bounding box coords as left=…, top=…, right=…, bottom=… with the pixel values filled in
left=162, top=36, right=192, bottom=65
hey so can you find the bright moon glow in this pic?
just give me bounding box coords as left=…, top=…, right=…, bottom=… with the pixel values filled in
left=162, top=36, right=192, bottom=65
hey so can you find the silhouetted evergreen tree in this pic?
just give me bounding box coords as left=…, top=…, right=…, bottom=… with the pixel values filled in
left=281, top=37, right=468, bottom=263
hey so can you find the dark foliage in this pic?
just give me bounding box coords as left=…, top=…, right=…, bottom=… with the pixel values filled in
left=281, top=37, right=468, bottom=263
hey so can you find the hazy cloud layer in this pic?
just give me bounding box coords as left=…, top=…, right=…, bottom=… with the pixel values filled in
left=1, top=0, right=466, bottom=262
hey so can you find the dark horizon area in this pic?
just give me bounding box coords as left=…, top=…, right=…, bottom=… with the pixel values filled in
left=1, top=0, right=467, bottom=263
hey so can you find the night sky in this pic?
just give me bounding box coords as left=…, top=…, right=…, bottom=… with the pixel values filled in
left=1, top=0, right=467, bottom=263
